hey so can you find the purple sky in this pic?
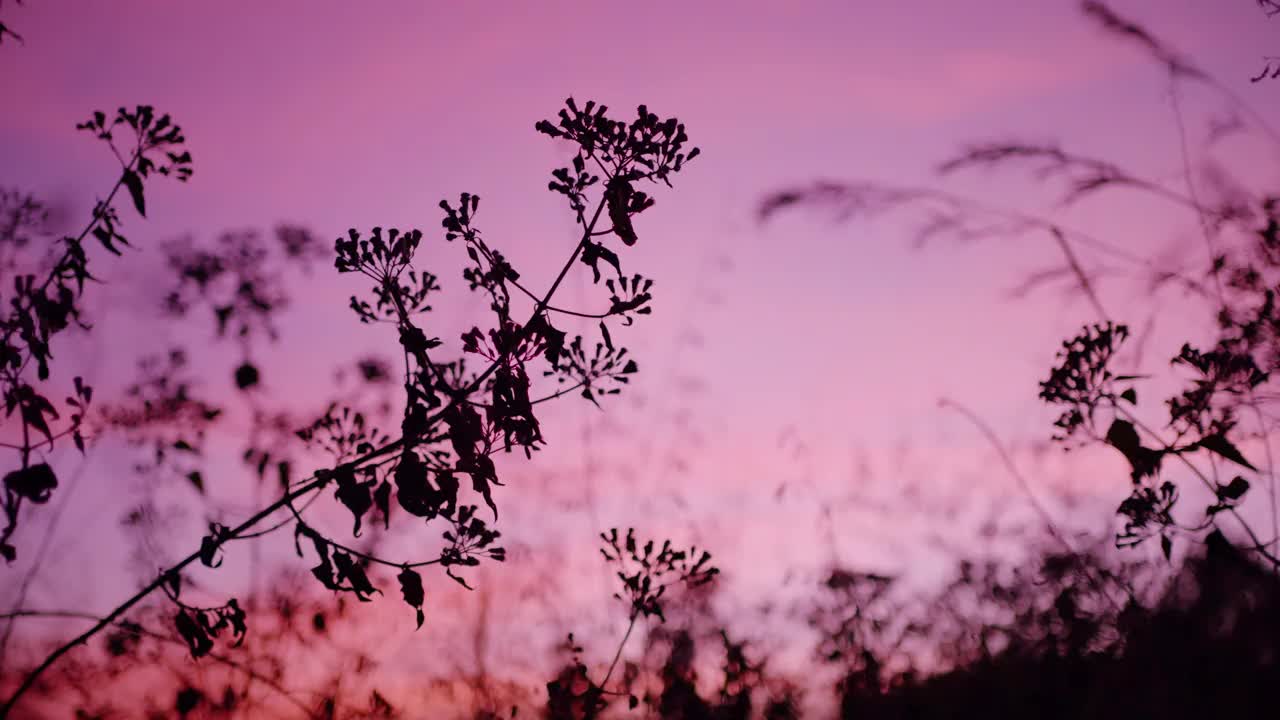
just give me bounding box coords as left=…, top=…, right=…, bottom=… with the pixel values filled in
left=3, top=0, right=1280, bottom=703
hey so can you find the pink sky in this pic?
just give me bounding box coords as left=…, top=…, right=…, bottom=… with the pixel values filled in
left=4, top=0, right=1272, bottom=439
left=3, top=0, right=1280, bottom=707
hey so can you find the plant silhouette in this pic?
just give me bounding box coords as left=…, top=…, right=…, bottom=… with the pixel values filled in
left=754, top=1, right=1280, bottom=716
left=764, top=0, right=1280, bottom=574
left=0, top=94, right=701, bottom=717
left=8, top=2, right=1280, bottom=718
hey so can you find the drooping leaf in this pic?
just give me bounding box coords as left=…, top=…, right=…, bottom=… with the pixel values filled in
left=1105, top=419, right=1162, bottom=481
left=221, top=598, right=248, bottom=646
left=1195, top=434, right=1257, bottom=471
left=4, top=463, right=57, bottom=503
left=333, top=467, right=374, bottom=536
left=374, top=480, right=391, bottom=530
left=295, top=523, right=338, bottom=590
left=605, top=176, right=640, bottom=246
left=122, top=169, right=146, bottom=217
left=175, top=610, right=212, bottom=658
left=18, top=389, right=59, bottom=446
left=397, top=566, right=426, bottom=629
left=332, top=551, right=380, bottom=600
left=199, top=525, right=226, bottom=568
left=92, top=225, right=124, bottom=255
left=579, top=241, right=621, bottom=284
left=1218, top=475, right=1251, bottom=501
left=446, top=566, right=474, bottom=590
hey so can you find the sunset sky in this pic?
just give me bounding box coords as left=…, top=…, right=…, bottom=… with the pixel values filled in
left=3, top=0, right=1280, bottom=707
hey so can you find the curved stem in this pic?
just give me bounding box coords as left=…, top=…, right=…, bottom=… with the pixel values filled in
left=938, top=398, right=1129, bottom=609
left=284, top=492, right=443, bottom=572
left=599, top=610, right=639, bottom=692
left=1049, top=228, right=1108, bottom=323
left=938, top=399, right=1073, bottom=551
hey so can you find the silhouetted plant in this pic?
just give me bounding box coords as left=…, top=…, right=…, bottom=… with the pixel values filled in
left=0, top=97, right=699, bottom=717
left=162, top=225, right=324, bottom=388
left=754, top=6, right=1280, bottom=715
left=3, top=580, right=431, bottom=718
left=1037, top=319, right=1276, bottom=562
left=762, top=1, right=1280, bottom=573
left=12, top=519, right=1277, bottom=719
left=1, top=105, right=192, bottom=565
left=15, top=3, right=1280, bottom=717
left=98, top=348, right=223, bottom=488
left=546, top=528, right=718, bottom=719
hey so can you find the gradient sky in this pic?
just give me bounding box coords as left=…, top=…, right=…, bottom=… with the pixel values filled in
left=3, top=0, right=1280, bottom=702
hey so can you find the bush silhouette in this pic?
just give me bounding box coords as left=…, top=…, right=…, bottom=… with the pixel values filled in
left=0, top=89, right=705, bottom=717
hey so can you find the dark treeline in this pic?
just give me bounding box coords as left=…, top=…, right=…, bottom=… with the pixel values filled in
left=8, top=534, right=1278, bottom=718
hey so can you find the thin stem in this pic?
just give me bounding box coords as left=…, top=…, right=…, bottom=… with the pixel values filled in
left=466, top=381, right=589, bottom=411
left=283, top=493, right=443, bottom=572
left=599, top=610, right=639, bottom=691
left=1050, top=228, right=1108, bottom=322
left=227, top=490, right=322, bottom=541
left=939, top=398, right=1127, bottom=610
left=455, top=194, right=609, bottom=398
left=469, top=238, right=614, bottom=319
left=938, top=399, right=1073, bottom=551
left=1168, top=81, right=1226, bottom=307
